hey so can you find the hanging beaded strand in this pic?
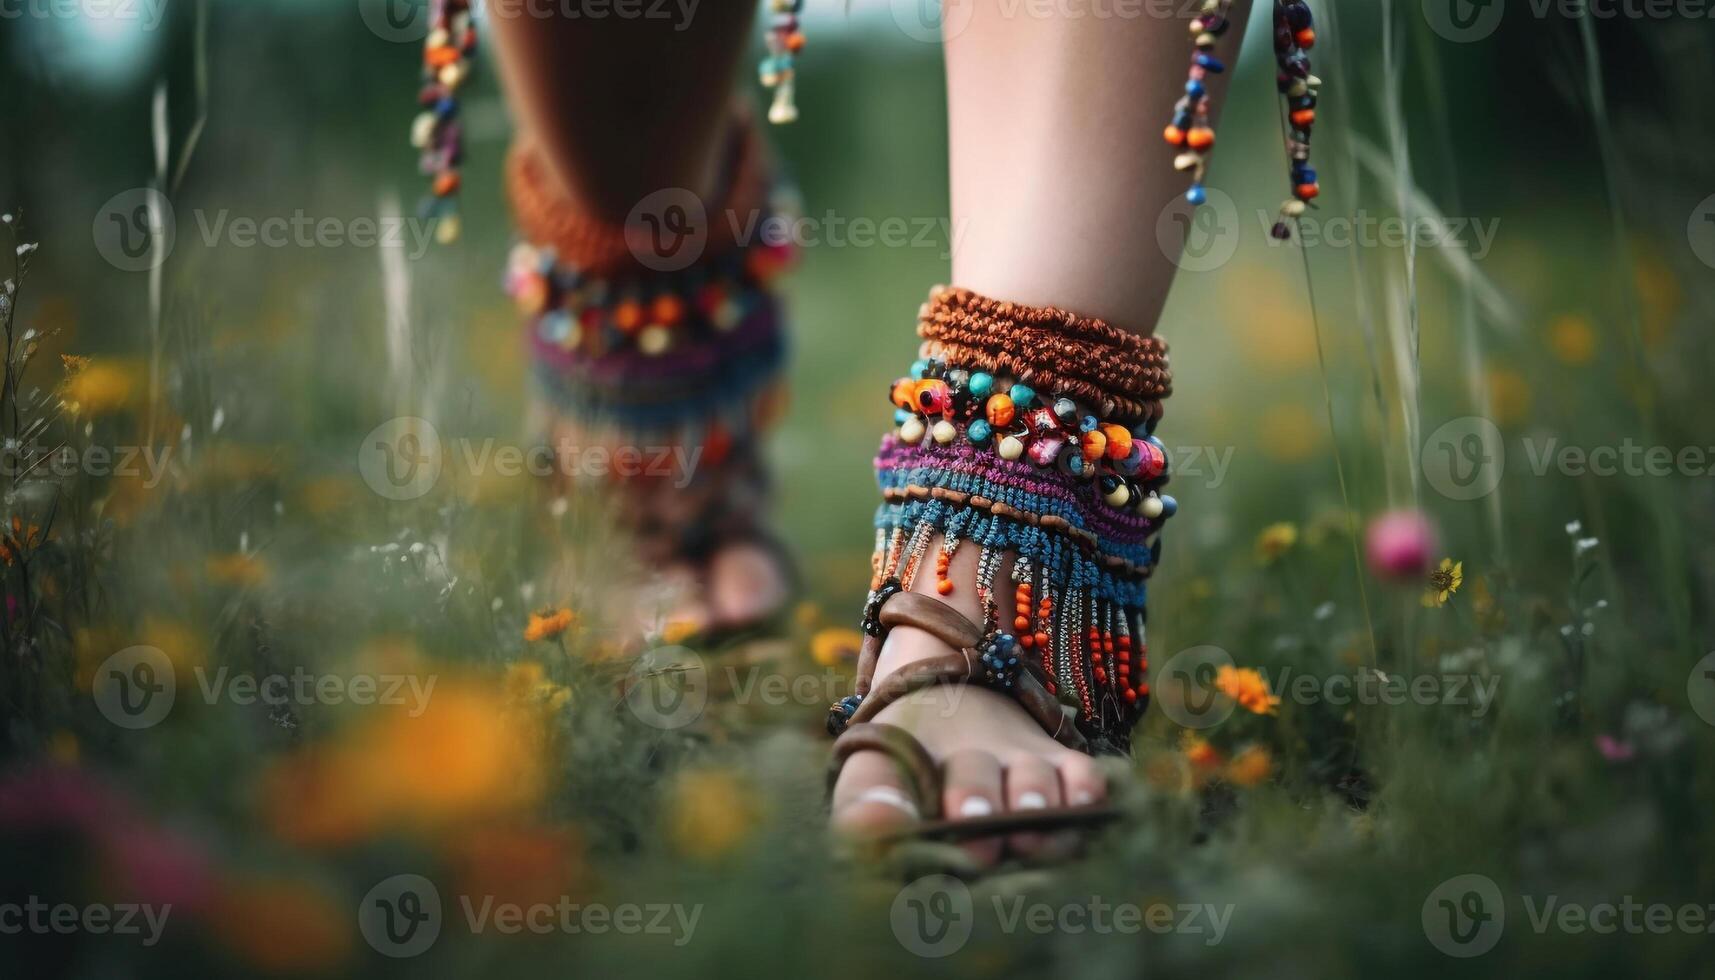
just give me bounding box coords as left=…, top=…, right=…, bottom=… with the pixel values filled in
left=412, top=0, right=475, bottom=245
left=1271, top=0, right=1322, bottom=239
left=1164, top=0, right=1232, bottom=206
left=758, top=0, right=805, bottom=124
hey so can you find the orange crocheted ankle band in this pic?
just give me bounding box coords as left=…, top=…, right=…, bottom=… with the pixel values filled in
left=506, top=113, right=773, bottom=277
left=915, top=287, right=1171, bottom=426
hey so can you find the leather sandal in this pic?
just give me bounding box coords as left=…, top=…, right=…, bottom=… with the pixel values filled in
left=826, top=589, right=1120, bottom=845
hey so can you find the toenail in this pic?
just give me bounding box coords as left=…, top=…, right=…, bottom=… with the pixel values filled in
left=855, top=786, right=919, bottom=818
left=1070, top=790, right=1096, bottom=806
left=1017, top=791, right=1048, bottom=810
left=959, top=796, right=994, bottom=817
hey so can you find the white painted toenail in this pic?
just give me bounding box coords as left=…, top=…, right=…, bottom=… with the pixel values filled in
left=1070, top=791, right=1096, bottom=806
left=855, top=786, right=919, bottom=818
left=959, top=797, right=994, bottom=817
left=1017, top=792, right=1048, bottom=810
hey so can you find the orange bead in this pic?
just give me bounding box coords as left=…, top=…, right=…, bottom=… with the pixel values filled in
left=1082, top=429, right=1107, bottom=462
left=1186, top=127, right=1215, bottom=150
left=986, top=393, right=1016, bottom=427
left=786, top=32, right=806, bottom=53
left=1291, top=109, right=1316, bottom=128
left=1296, top=28, right=1316, bottom=48
left=1014, top=616, right=1031, bottom=632
left=1034, top=632, right=1050, bottom=648
left=1019, top=634, right=1035, bottom=649
left=1101, top=424, right=1132, bottom=460
left=425, top=45, right=460, bottom=68
left=1163, top=125, right=1186, bottom=146
left=891, top=378, right=918, bottom=410
left=937, top=579, right=955, bottom=595
left=650, top=294, right=686, bottom=326
left=1295, top=183, right=1320, bottom=201
left=613, top=300, right=645, bottom=333
left=432, top=171, right=461, bottom=197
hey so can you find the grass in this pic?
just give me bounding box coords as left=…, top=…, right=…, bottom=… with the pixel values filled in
left=3, top=5, right=1714, bottom=978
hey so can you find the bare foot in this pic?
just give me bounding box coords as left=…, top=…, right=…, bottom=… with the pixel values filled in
left=828, top=538, right=1108, bottom=864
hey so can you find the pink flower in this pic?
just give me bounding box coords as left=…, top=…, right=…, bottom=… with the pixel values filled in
left=1594, top=734, right=1635, bottom=762
left=1365, top=509, right=1437, bottom=580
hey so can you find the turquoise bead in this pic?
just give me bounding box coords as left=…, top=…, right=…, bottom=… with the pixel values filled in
left=1008, top=383, right=1035, bottom=408
left=969, top=372, right=994, bottom=398
left=967, top=419, right=993, bottom=445
left=910, top=358, right=930, bottom=380
left=894, top=408, right=912, bottom=425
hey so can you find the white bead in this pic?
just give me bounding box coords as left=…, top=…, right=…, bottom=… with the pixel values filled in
left=1104, top=483, right=1131, bottom=508
left=438, top=62, right=466, bottom=88
left=427, top=27, right=449, bottom=48
left=932, top=420, right=957, bottom=445
left=998, top=435, right=1025, bottom=461
left=899, top=416, right=927, bottom=445
left=1140, top=494, right=1165, bottom=519
left=638, top=325, right=671, bottom=356
left=1285, top=200, right=1308, bottom=217
left=410, top=112, right=436, bottom=149
left=434, top=215, right=461, bottom=245
left=1174, top=152, right=1203, bottom=172
left=767, top=78, right=798, bottom=125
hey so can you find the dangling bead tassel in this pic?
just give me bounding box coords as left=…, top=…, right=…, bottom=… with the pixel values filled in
left=1166, top=0, right=1232, bottom=205
left=1272, top=0, right=1323, bottom=239
left=760, top=0, right=804, bottom=124
left=413, top=0, right=475, bottom=244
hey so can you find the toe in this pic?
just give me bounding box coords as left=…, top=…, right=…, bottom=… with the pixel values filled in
left=941, top=748, right=1004, bottom=865
left=1003, top=753, right=1063, bottom=858
left=1056, top=751, right=1109, bottom=808
left=830, top=750, right=923, bottom=840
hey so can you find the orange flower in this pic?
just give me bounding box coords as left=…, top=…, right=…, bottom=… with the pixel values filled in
left=1215, top=665, right=1280, bottom=716
left=207, top=874, right=351, bottom=973
left=1226, top=745, right=1274, bottom=787
left=524, top=607, right=576, bottom=642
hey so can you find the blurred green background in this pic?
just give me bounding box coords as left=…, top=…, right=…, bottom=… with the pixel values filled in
left=2, top=1, right=1715, bottom=977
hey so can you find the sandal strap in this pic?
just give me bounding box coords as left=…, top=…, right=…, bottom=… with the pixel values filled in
left=832, top=590, right=1088, bottom=753
left=828, top=722, right=942, bottom=821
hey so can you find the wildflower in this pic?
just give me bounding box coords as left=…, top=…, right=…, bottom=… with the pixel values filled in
left=503, top=660, right=571, bottom=711
left=665, top=769, right=758, bottom=862
left=1255, top=522, right=1299, bottom=563
left=1423, top=558, right=1464, bottom=607
left=524, top=607, right=575, bottom=642
left=60, top=354, right=90, bottom=374
left=1484, top=368, right=1533, bottom=426
left=58, top=359, right=140, bottom=416
left=1181, top=733, right=1224, bottom=770
left=1365, top=509, right=1436, bottom=580
left=1547, top=313, right=1596, bottom=365
left=660, top=619, right=701, bottom=645
left=810, top=627, right=863, bottom=667
left=0, top=516, right=43, bottom=565
left=1214, top=665, right=1280, bottom=716
left=1226, top=745, right=1273, bottom=787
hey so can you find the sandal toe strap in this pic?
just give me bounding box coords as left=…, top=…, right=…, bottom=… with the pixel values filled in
left=829, top=722, right=942, bottom=821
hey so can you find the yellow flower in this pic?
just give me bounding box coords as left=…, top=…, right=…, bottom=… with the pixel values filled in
left=665, top=769, right=758, bottom=862
left=1255, top=522, right=1299, bottom=563
left=1547, top=313, right=1596, bottom=365
left=1423, top=558, right=1464, bottom=607
left=1226, top=745, right=1273, bottom=787
left=660, top=619, right=701, bottom=645
left=1484, top=368, right=1533, bottom=426
left=1214, top=665, right=1280, bottom=716
left=58, top=359, right=140, bottom=416
left=809, top=627, right=863, bottom=667
left=524, top=607, right=576, bottom=642
left=503, top=660, right=572, bottom=712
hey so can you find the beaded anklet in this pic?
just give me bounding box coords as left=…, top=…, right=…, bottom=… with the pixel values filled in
left=839, top=288, right=1175, bottom=754
left=504, top=121, right=795, bottom=482
left=410, top=0, right=475, bottom=244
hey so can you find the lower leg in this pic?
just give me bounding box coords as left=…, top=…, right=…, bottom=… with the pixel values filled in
left=832, top=1, right=1254, bottom=859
